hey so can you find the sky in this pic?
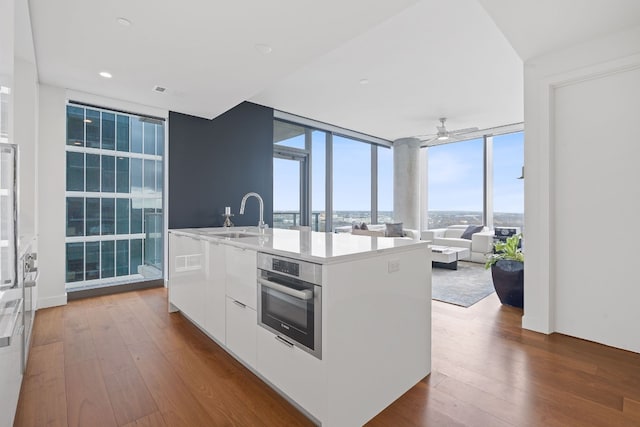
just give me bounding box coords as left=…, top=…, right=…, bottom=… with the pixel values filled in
left=273, top=132, right=524, bottom=214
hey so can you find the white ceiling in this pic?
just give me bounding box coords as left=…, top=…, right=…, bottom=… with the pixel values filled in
left=27, top=0, right=640, bottom=142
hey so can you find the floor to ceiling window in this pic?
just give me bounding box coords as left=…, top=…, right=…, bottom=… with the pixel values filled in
left=332, top=135, right=372, bottom=227
left=272, top=116, right=392, bottom=231
left=426, top=130, right=524, bottom=230
left=492, top=131, right=524, bottom=229
left=65, top=103, right=165, bottom=291
left=427, top=138, right=484, bottom=228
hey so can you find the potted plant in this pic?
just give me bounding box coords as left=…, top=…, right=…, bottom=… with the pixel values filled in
left=485, top=233, right=524, bottom=308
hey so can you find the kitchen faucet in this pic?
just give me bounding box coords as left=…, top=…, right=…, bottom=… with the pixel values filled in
left=239, top=192, right=267, bottom=230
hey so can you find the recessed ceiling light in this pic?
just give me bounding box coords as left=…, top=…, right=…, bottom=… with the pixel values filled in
left=359, top=78, right=370, bottom=85
left=99, top=71, right=113, bottom=79
left=116, top=17, right=131, bottom=26
left=153, top=85, right=167, bottom=93
left=255, top=43, right=273, bottom=54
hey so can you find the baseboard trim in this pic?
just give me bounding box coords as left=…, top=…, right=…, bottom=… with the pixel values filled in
left=38, top=293, right=68, bottom=309
left=67, top=279, right=164, bottom=301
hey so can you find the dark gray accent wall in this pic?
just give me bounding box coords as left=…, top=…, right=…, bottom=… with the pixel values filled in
left=168, top=102, right=273, bottom=229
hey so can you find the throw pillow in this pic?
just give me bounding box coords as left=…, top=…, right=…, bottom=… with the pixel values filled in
left=353, top=223, right=360, bottom=230
left=385, top=222, right=404, bottom=237
left=360, top=223, right=368, bottom=230
left=460, top=225, right=484, bottom=240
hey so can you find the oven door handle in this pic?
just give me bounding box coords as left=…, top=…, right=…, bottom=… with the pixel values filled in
left=258, top=278, right=313, bottom=301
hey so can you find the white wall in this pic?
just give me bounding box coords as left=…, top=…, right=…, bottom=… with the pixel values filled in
left=37, top=84, right=67, bottom=308
left=14, top=57, right=38, bottom=247
left=523, top=25, right=640, bottom=353
left=36, top=86, right=168, bottom=308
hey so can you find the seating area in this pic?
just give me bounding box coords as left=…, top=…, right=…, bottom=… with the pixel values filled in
left=421, top=224, right=495, bottom=263
left=336, top=223, right=420, bottom=239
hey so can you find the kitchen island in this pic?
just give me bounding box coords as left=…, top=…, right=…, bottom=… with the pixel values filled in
left=168, top=227, right=431, bottom=426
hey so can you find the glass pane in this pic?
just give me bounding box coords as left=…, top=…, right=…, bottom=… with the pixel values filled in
left=86, top=154, right=100, bottom=192
left=116, top=198, right=130, bottom=234
left=156, top=124, right=164, bottom=156
left=116, top=240, right=129, bottom=276
left=143, top=159, right=155, bottom=193
left=273, top=157, right=301, bottom=229
left=155, top=160, right=163, bottom=194
left=493, top=132, right=524, bottom=229
left=377, top=146, right=393, bottom=223
left=131, top=117, right=143, bottom=153
left=85, top=109, right=101, bottom=148
left=85, top=241, right=100, bottom=280
left=428, top=138, right=484, bottom=228
left=66, top=242, right=84, bottom=282
left=86, top=198, right=100, bottom=236
left=311, top=130, right=326, bottom=231
left=101, top=112, right=115, bottom=150
left=116, top=115, right=130, bottom=152
left=144, top=122, right=155, bottom=154
left=333, top=135, right=371, bottom=229
left=131, top=198, right=143, bottom=233
left=66, top=151, right=84, bottom=191
left=116, top=157, right=129, bottom=193
left=67, top=105, right=84, bottom=146
left=66, top=197, right=84, bottom=237
left=144, top=209, right=162, bottom=268
left=130, top=239, right=143, bottom=275
left=274, top=120, right=305, bottom=149
left=131, top=158, right=142, bottom=194
left=101, top=198, right=115, bottom=235
left=101, top=240, right=115, bottom=278
left=101, top=155, right=115, bottom=192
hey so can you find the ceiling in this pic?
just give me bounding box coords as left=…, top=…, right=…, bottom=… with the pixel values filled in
left=27, top=0, right=640, bottom=142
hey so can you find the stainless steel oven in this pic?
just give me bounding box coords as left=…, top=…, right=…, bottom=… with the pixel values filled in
left=257, top=253, right=322, bottom=359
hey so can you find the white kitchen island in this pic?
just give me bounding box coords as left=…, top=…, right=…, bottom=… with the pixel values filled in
left=168, top=227, right=431, bottom=426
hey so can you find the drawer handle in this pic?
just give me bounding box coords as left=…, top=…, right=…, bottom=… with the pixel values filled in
left=275, top=335, right=294, bottom=348
left=233, top=300, right=246, bottom=309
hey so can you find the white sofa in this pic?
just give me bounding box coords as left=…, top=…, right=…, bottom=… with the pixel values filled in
left=349, top=224, right=420, bottom=240
left=421, top=225, right=494, bottom=263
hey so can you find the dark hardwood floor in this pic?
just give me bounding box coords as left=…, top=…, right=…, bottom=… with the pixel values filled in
left=14, top=287, right=640, bottom=426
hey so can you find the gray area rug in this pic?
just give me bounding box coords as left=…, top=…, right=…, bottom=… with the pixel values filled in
left=432, top=261, right=495, bottom=307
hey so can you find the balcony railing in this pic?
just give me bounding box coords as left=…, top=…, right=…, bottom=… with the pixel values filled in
left=273, top=212, right=323, bottom=231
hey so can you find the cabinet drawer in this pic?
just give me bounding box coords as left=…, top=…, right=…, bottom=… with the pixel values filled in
left=225, top=246, right=257, bottom=309
left=226, top=297, right=257, bottom=369
left=256, top=326, right=325, bottom=419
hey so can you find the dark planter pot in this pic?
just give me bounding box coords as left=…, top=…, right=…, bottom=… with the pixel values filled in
left=491, top=260, right=524, bottom=308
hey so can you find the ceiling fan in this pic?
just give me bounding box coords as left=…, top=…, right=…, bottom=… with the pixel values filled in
left=417, top=117, right=479, bottom=147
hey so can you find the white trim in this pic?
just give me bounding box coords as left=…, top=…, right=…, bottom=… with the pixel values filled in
left=38, top=293, right=68, bottom=309
left=275, top=110, right=392, bottom=147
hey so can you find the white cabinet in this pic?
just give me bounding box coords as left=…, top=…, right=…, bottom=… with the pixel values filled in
left=225, top=246, right=257, bottom=309
left=204, top=242, right=226, bottom=344
left=168, top=233, right=207, bottom=326
left=256, top=326, right=325, bottom=420
left=225, top=297, right=257, bottom=369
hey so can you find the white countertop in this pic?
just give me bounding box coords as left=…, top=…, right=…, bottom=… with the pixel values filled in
left=169, top=227, right=428, bottom=264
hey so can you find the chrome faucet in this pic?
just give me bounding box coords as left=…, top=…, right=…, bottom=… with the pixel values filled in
left=239, top=192, right=267, bottom=229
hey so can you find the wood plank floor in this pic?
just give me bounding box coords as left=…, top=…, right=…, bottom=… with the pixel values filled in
left=14, top=287, right=640, bottom=426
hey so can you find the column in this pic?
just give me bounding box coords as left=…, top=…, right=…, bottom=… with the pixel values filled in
left=393, top=137, right=421, bottom=230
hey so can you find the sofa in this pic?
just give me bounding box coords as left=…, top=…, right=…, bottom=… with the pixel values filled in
left=347, top=224, right=420, bottom=240
left=421, top=225, right=494, bottom=263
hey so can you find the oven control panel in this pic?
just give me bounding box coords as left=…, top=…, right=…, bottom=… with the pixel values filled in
left=272, top=258, right=299, bottom=277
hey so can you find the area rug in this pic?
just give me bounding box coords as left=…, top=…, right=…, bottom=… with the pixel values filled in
left=431, top=261, right=495, bottom=307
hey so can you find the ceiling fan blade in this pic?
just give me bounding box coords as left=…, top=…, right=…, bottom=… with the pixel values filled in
left=449, top=126, right=479, bottom=135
